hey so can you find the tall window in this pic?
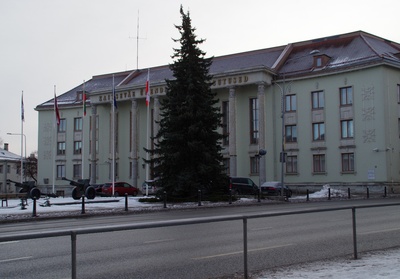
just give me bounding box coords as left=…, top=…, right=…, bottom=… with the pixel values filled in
left=56, top=165, right=66, bottom=178
left=286, top=155, right=298, bottom=174
left=285, top=94, right=296, bottom=112
left=250, top=98, right=259, bottom=144
left=313, top=122, right=325, bottom=141
left=250, top=156, right=259, bottom=174
left=340, top=87, right=353, bottom=106
left=312, top=91, right=324, bottom=109
left=341, top=120, right=354, bottom=138
left=397, top=84, right=400, bottom=103
left=313, top=154, right=326, bottom=173
left=57, top=142, right=66, bottom=155
left=74, top=117, right=83, bottom=131
left=73, top=164, right=82, bottom=178
left=74, top=141, right=82, bottom=154
left=58, top=119, right=66, bottom=133
left=342, top=153, right=354, bottom=172
left=222, top=101, right=229, bottom=146
left=285, top=125, right=297, bottom=143
left=223, top=158, right=230, bottom=175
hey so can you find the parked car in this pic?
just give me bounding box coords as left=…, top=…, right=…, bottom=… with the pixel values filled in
left=261, top=181, right=292, bottom=197
left=141, top=180, right=158, bottom=195
left=229, top=177, right=258, bottom=195
left=92, top=184, right=104, bottom=193
left=101, top=182, right=139, bottom=196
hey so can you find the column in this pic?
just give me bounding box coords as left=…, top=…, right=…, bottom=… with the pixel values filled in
left=131, top=99, right=138, bottom=187
left=153, top=97, right=160, bottom=138
left=258, top=83, right=266, bottom=184
left=229, top=87, right=237, bottom=177
left=90, top=105, right=97, bottom=185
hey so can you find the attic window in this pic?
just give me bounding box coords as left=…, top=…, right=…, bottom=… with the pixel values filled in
left=76, top=92, right=83, bottom=101
left=313, top=54, right=330, bottom=69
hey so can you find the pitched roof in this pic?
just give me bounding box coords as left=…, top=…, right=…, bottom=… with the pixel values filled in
left=0, top=148, right=21, bottom=162
left=36, top=31, right=400, bottom=110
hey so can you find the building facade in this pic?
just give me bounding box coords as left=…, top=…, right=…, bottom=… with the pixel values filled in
left=35, top=31, right=400, bottom=194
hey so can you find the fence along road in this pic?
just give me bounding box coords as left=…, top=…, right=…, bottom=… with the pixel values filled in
left=1, top=200, right=400, bottom=278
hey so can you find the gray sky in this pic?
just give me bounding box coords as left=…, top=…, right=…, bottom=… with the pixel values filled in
left=1, top=0, right=399, bottom=155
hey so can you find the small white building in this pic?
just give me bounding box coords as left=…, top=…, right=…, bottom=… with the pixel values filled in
left=0, top=143, right=23, bottom=194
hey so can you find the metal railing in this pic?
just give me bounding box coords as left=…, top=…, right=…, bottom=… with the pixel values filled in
left=1, top=202, right=400, bottom=279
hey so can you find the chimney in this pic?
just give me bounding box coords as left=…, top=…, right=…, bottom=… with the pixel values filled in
left=4, top=143, right=9, bottom=151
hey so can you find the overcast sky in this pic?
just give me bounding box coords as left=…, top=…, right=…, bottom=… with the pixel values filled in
left=1, top=0, right=399, bottom=155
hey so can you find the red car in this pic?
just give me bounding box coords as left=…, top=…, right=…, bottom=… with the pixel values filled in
left=101, top=182, right=139, bottom=196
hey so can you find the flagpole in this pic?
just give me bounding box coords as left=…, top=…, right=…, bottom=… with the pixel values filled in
left=52, top=85, right=57, bottom=194
left=145, top=69, right=150, bottom=196
left=112, top=75, right=115, bottom=196
left=82, top=81, right=85, bottom=180
left=20, top=91, right=24, bottom=183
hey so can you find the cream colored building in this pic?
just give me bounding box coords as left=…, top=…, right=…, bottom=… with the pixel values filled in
left=0, top=144, right=23, bottom=194
left=35, top=31, right=400, bottom=194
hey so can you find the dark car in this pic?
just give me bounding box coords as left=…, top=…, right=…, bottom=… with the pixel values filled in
left=229, top=177, right=258, bottom=195
left=261, top=181, right=292, bottom=197
left=101, top=182, right=139, bottom=196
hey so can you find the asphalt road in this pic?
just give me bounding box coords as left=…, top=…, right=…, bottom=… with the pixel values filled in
left=1, top=198, right=400, bottom=278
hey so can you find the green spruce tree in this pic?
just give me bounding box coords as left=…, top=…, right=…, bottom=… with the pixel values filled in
left=150, top=6, right=227, bottom=198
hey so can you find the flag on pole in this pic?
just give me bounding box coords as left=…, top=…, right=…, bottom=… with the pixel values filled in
left=21, top=91, right=24, bottom=122
left=54, top=93, right=61, bottom=125
left=145, top=69, right=150, bottom=106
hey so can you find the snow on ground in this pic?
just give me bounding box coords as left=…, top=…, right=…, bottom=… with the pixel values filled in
left=1, top=187, right=400, bottom=278
left=255, top=247, right=400, bottom=279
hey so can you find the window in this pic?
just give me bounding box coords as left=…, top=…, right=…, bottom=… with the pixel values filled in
left=342, top=153, right=354, bottom=172
left=250, top=156, right=259, bottom=174
left=249, top=98, right=259, bottom=144
left=222, top=101, right=229, bottom=146
left=313, top=154, right=326, bottom=173
left=286, top=155, right=298, bottom=174
left=73, top=164, right=82, bottom=178
left=316, top=57, right=322, bottom=67
left=341, top=120, right=354, bottom=138
left=74, top=117, right=83, bottom=131
left=57, top=142, right=66, bottom=155
left=340, top=87, right=353, bottom=106
left=285, top=125, right=297, bottom=143
left=312, top=91, right=324, bottom=109
left=285, top=94, right=296, bottom=112
left=313, top=122, right=325, bottom=141
left=56, top=165, right=66, bottom=178
left=58, top=119, right=66, bottom=132
left=397, top=84, right=400, bottom=103
left=74, top=141, right=82, bottom=154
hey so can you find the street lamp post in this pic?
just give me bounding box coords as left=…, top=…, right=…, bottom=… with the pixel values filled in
left=7, top=132, right=26, bottom=183
left=274, top=50, right=319, bottom=197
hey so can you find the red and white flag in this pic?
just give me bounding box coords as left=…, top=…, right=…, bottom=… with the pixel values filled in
left=54, top=93, right=61, bottom=125
left=145, top=69, right=150, bottom=106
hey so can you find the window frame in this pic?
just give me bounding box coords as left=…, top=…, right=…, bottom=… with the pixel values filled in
left=286, top=155, right=298, bottom=174
left=285, top=125, right=297, bottom=143
left=249, top=98, right=259, bottom=144
left=340, top=86, right=353, bottom=106
left=312, top=122, right=325, bottom=141
left=58, top=119, right=66, bottom=133
left=74, top=141, right=82, bottom=155
left=341, top=119, right=354, bottom=139
left=285, top=94, right=297, bottom=112
left=312, top=91, right=324, bottom=109
left=74, top=117, right=83, bottom=131
left=57, top=141, right=66, bottom=155
left=341, top=153, right=355, bottom=172
left=313, top=154, right=326, bottom=173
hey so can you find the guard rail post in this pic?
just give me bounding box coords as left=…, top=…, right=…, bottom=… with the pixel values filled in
left=125, top=193, right=128, bottom=211
left=352, top=207, right=358, bottom=259
left=243, top=217, right=248, bottom=279
left=71, top=231, right=77, bottom=279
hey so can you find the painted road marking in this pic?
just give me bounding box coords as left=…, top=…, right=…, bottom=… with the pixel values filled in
left=192, top=244, right=293, bottom=260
